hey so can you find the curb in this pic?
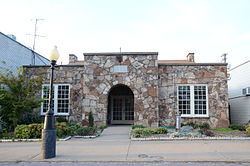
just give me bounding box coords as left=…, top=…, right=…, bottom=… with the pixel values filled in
left=131, top=136, right=250, bottom=141
left=0, top=136, right=73, bottom=143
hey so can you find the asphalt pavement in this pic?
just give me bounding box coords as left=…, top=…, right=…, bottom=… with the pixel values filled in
left=0, top=126, right=250, bottom=164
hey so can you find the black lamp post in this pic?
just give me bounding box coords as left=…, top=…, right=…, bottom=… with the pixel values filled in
left=41, top=46, right=60, bottom=159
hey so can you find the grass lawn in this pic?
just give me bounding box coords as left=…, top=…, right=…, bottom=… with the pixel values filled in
left=213, top=127, right=236, bottom=132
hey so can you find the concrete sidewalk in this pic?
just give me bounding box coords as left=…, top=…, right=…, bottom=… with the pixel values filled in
left=0, top=126, right=250, bottom=162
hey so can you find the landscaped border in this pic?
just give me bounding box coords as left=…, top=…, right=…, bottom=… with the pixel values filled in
left=131, top=136, right=250, bottom=141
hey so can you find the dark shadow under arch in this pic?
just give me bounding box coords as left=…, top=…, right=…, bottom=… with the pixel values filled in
left=107, top=84, right=134, bottom=125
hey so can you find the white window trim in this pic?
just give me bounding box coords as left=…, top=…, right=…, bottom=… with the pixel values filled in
left=177, top=84, right=209, bottom=118
left=41, top=84, right=70, bottom=116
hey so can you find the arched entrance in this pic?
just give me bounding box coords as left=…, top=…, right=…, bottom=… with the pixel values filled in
left=107, top=84, right=134, bottom=125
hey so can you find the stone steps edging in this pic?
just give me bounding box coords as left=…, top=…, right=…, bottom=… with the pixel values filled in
left=131, top=136, right=250, bottom=141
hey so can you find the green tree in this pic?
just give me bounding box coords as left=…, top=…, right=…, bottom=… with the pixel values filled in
left=0, top=68, right=42, bottom=131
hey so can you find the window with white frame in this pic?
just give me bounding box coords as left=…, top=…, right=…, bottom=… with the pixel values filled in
left=41, top=84, right=70, bottom=115
left=178, top=85, right=208, bottom=117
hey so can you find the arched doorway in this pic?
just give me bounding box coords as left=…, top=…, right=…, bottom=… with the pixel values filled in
left=107, top=84, right=134, bottom=125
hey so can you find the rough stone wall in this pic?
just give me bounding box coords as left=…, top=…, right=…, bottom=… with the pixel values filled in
left=158, top=64, right=229, bottom=128
left=83, top=54, right=159, bottom=127
left=24, top=53, right=159, bottom=127
left=24, top=65, right=85, bottom=123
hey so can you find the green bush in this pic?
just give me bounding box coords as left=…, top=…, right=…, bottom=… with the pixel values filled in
left=67, top=123, right=82, bottom=135
left=28, top=123, right=43, bottom=138
left=229, top=124, right=245, bottom=131
left=75, top=126, right=97, bottom=136
left=246, top=126, right=250, bottom=137
left=181, top=122, right=199, bottom=129
left=56, top=122, right=70, bottom=138
left=15, top=125, right=31, bottom=139
left=56, top=116, right=68, bottom=123
left=132, top=127, right=168, bottom=138
left=88, top=112, right=94, bottom=127
left=13, top=122, right=98, bottom=139
left=152, top=127, right=168, bottom=134
left=132, top=125, right=145, bottom=129
left=132, top=128, right=152, bottom=138
left=198, top=123, right=210, bottom=130
left=98, top=125, right=107, bottom=131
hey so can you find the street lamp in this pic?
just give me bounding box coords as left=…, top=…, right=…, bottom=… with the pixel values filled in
left=41, top=46, right=60, bottom=159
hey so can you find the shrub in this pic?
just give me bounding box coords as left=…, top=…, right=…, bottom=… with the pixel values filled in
left=152, top=128, right=168, bottom=134
left=246, top=126, right=250, bottom=137
left=98, top=125, right=107, bottom=131
left=132, top=127, right=168, bottom=138
left=198, top=123, right=210, bottom=130
left=56, top=116, right=68, bottom=123
left=181, top=122, right=199, bottom=129
left=67, top=123, right=82, bottom=135
left=75, top=126, right=97, bottom=136
left=132, top=128, right=152, bottom=138
left=13, top=122, right=98, bottom=139
left=229, top=124, right=245, bottom=131
left=132, top=125, right=145, bottom=129
left=15, top=125, right=31, bottom=139
left=28, top=123, right=43, bottom=138
left=56, top=122, right=70, bottom=138
left=88, top=112, right=94, bottom=127
left=201, top=129, right=215, bottom=137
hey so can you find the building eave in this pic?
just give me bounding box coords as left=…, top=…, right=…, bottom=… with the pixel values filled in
left=83, top=52, right=158, bottom=56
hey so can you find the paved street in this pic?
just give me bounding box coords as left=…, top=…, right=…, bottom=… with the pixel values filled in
left=0, top=162, right=250, bottom=166
left=0, top=126, right=250, bottom=164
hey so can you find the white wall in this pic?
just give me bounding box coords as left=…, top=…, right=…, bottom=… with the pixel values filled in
left=228, top=61, right=250, bottom=124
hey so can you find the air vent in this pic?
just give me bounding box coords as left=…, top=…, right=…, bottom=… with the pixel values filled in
left=242, top=87, right=250, bottom=96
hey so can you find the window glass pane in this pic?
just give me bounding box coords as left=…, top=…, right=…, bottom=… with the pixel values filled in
left=178, top=86, right=191, bottom=115
left=194, top=85, right=207, bottom=115
left=57, top=85, right=70, bottom=114
left=42, top=85, right=54, bottom=113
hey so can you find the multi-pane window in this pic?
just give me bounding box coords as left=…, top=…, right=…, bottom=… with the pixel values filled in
left=194, top=86, right=207, bottom=115
left=178, top=85, right=208, bottom=117
left=178, top=86, right=191, bottom=115
left=41, top=84, right=70, bottom=115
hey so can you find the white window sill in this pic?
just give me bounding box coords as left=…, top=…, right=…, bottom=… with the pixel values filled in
left=181, top=115, right=209, bottom=118
left=41, top=113, right=69, bottom=116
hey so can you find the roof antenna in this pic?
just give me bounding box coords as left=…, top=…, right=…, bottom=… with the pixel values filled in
left=27, top=18, right=45, bottom=65
left=119, top=47, right=121, bottom=53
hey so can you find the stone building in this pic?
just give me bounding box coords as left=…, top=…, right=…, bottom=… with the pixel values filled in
left=24, top=52, right=229, bottom=128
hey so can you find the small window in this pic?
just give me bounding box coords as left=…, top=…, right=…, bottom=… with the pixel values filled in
left=41, top=84, right=70, bottom=115
left=112, top=65, right=128, bottom=73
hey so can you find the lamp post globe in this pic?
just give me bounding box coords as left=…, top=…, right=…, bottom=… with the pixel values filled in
left=41, top=46, right=60, bottom=159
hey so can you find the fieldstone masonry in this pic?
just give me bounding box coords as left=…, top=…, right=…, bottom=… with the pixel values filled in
left=24, top=52, right=229, bottom=128
left=158, top=64, right=229, bottom=128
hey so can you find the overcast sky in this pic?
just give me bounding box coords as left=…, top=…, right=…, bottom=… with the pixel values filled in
left=1, top=0, right=250, bottom=67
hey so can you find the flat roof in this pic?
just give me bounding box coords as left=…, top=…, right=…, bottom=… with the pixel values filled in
left=83, top=52, right=158, bottom=56
left=158, top=62, right=227, bottom=66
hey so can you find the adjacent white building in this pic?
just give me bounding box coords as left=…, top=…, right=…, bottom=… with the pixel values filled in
left=0, top=32, right=49, bottom=74
left=228, top=60, right=250, bottom=124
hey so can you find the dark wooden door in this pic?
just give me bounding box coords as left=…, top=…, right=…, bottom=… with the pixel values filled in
left=111, top=96, right=134, bottom=124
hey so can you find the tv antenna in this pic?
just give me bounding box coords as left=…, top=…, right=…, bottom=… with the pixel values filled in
left=221, top=53, right=227, bottom=63
left=27, top=18, right=46, bottom=65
